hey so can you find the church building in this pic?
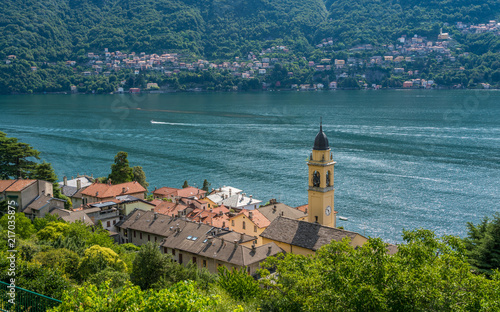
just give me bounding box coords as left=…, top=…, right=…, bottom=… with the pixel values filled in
left=260, top=122, right=367, bottom=255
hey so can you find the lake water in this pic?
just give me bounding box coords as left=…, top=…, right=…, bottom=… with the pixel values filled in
left=1, top=90, right=499, bottom=243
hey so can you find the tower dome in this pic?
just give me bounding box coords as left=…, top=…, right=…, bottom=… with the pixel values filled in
left=313, top=122, right=329, bottom=150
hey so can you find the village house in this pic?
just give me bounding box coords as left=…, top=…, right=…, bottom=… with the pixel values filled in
left=49, top=208, right=94, bottom=226
left=228, top=209, right=270, bottom=246
left=116, top=209, right=282, bottom=275
left=260, top=216, right=367, bottom=255
left=58, top=175, right=94, bottom=198
left=0, top=179, right=53, bottom=212
left=79, top=181, right=146, bottom=205
left=153, top=186, right=206, bottom=200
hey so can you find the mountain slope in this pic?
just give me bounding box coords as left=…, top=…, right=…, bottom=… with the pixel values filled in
left=1, top=0, right=499, bottom=61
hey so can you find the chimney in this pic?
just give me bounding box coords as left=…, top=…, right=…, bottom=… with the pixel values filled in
left=71, top=176, right=74, bottom=180
left=268, top=246, right=272, bottom=254
left=154, top=212, right=158, bottom=220
left=91, top=173, right=94, bottom=178
left=281, top=211, right=284, bottom=216
left=221, top=238, right=225, bottom=246
left=122, top=187, right=126, bottom=193
left=210, top=208, right=213, bottom=213
left=222, top=221, right=225, bottom=228
left=63, top=176, right=67, bottom=186
left=251, top=241, right=256, bottom=252
left=249, top=211, right=253, bottom=219
left=240, top=232, right=244, bottom=242
left=76, top=179, right=82, bottom=190
left=229, top=188, right=232, bottom=196
left=272, top=205, right=277, bottom=213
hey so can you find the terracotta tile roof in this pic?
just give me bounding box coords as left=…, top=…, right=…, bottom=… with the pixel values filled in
left=209, top=215, right=230, bottom=228
left=81, top=181, right=146, bottom=199
left=0, top=179, right=37, bottom=192
left=153, top=187, right=179, bottom=197
left=211, top=205, right=230, bottom=215
left=296, top=204, right=308, bottom=213
left=233, top=209, right=271, bottom=228
left=154, top=201, right=189, bottom=216
left=260, top=217, right=364, bottom=251
left=149, top=199, right=164, bottom=206
left=0, top=180, right=16, bottom=192
left=176, top=187, right=206, bottom=198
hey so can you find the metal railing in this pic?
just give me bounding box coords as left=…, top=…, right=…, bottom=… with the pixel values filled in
left=0, top=281, right=62, bottom=312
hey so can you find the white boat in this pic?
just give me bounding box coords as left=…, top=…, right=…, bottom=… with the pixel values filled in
left=338, top=216, right=348, bottom=221
left=151, top=120, right=161, bottom=124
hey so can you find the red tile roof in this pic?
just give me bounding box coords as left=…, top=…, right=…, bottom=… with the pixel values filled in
left=0, top=179, right=37, bottom=192
left=154, top=201, right=188, bottom=216
left=231, top=209, right=270, bottom=228
left=149, top=199, right=164, bottom=206
left=153, top=187, right=179, bottom=197
left=0, top=180, right=16, bottom=192
left=176, top=187, right=206, bottom=198
left=81, top=181, right=146, bottom=199
left=296, top=204, right=308, bottom=213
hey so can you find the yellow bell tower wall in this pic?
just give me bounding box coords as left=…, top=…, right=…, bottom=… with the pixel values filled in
left=307, top=139, right=336, bottom=228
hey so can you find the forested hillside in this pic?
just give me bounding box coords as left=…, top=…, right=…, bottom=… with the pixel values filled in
left=1, top=0, right=499, bottom=60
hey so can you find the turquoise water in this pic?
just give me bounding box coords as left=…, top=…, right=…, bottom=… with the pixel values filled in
left=1, top=90, right=499, bottom=242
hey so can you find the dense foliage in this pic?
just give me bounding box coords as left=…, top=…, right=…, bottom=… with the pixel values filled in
left=0, top=1, right=500, bottom=92
left=465, top=213, right=500, bottom=276
left=258, top=230, right=500, bottom=312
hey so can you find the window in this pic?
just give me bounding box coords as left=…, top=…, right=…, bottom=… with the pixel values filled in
left=254, top=225, right=257, bottom=232
left=133, top=230, right=136, bottom=238
left=113, top=220, right=116, bottom=225
left=231, top=220, right=234, bottom=226
left=179, top=253, right=183, bottom=264
left=203, top=260, right=207, bottom=268
left=124, top=230, right=128, bottom=237
left=148, top=235, right=150, bottom=241
left=192, top=257, right=197, bottom=264
left=164, top=247, right=168, bottom=253
left=140, top=232, right=142, bottom=239
left=107, top=221, right=110, bottom=227
left=155, top=236, right=157, bottom=242
left=172, top=249, right=176, bottom=256
left=243, top=221, right=246, bottom=230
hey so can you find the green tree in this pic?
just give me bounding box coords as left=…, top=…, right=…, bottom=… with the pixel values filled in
left=182, top=180, right=189, bottom=188
left=32, top=248, right=80, bottom=278
left=465, top=213, right=500, bottom=276
left=52, top=280, right=220, bottom=312
left=108, top=151, right=133, bottom=184
left=31, top=161, right=57, bottom=183
left=218, top=266, right=262, bottom=301
left=0, top=131, right=40, bottom=179
left=130, top=242, right=171, bottom=290
left=259, top=229, right=500, bottom=312
left=0, top=258, right=71, bottom=300
left=132, top=166, right=149, bottom=190
left=36, top=222, right=70, bottom=242
left=0, top=212, right=35, bottom=239
left=202, top=179, right=211, bottom=192
left=77, top=245, right=127, bottom=281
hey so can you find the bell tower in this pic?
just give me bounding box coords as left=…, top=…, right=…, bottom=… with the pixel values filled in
left=307, top=121, right=336, bottom=228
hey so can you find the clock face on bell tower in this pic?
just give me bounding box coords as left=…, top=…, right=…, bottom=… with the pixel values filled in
left=307, top=121, right=336, bottom=228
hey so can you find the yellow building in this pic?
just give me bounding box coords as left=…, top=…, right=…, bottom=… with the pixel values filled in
left=229, top=209, right=270, bottom=246
left=259, top=122, right=368, bottom=254
left=307, top=122, right=336, bottom=228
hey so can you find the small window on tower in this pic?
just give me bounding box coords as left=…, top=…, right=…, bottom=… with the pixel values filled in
left=313, top=171, right=320, bottom=187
